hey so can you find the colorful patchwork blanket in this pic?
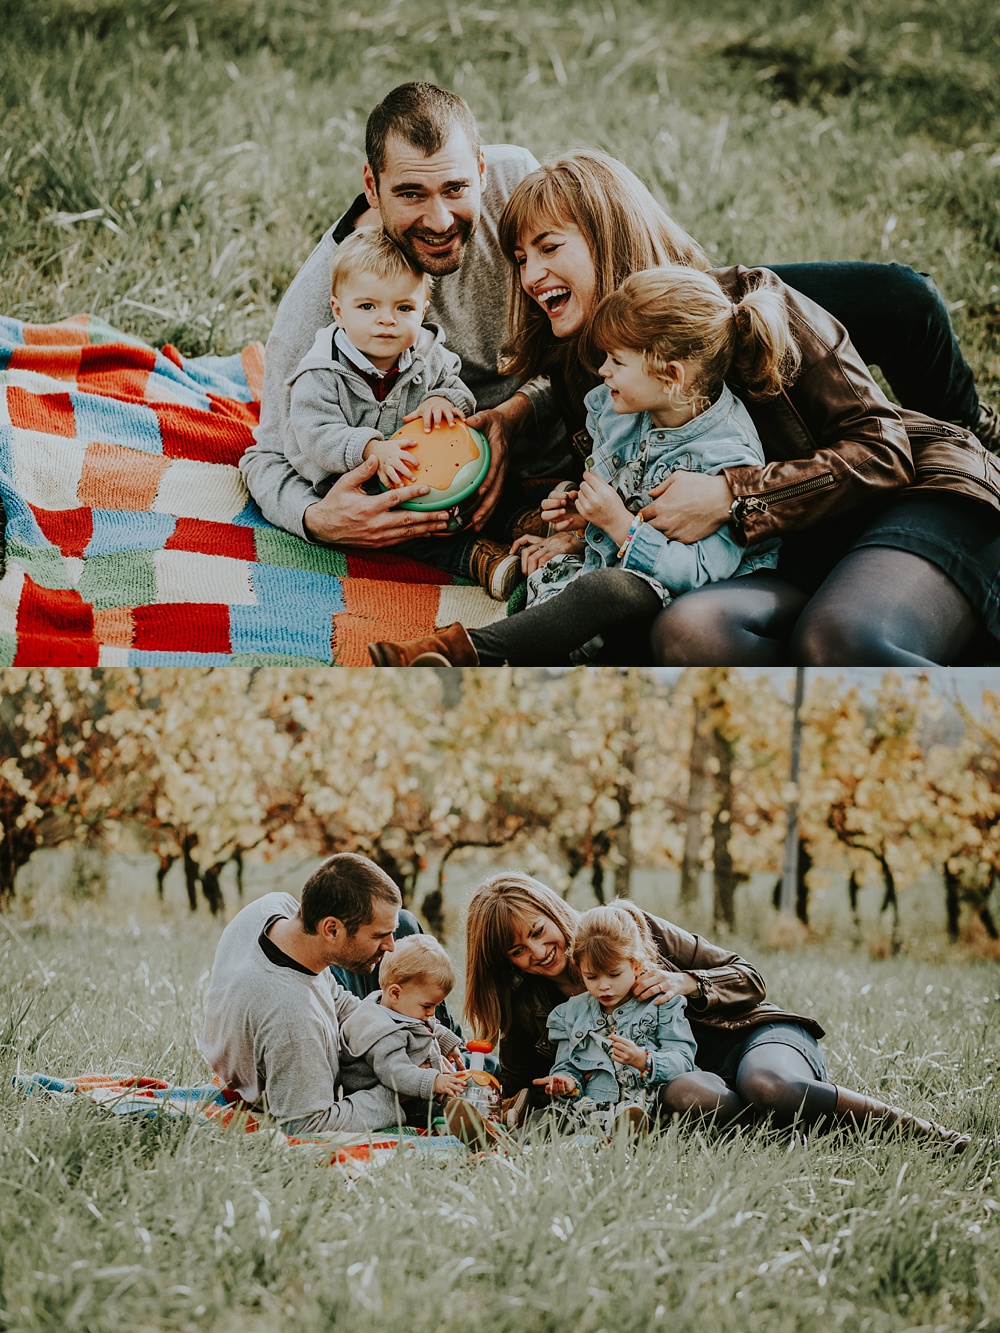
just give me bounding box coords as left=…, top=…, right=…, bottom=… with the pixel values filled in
left=13, top=1072, right=465, bottom=1168
left=0, top=315, right=506, bottom=666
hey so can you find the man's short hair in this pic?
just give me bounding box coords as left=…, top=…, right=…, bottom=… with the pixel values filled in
left=379, top=935, right=455, bottom=994
left=300, top=853, right=401, bottom=935
left=366, top=82, right=481, bottom=186
left=329, top=226, right=430, bottom=298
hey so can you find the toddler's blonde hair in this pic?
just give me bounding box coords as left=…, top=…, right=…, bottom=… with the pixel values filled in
left=379, top=934, right=454, bottom=994
left=330, top=226, right=431, bottom=299
left=589, top=265, right=800, bottom=409
left=570, top=901, right=661, bottom=976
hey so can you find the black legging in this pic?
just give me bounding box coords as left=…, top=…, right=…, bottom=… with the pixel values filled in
left=470, top=565, right=662, bottom=666
left=660, top=1046, right=838, bottom=1128
left=651, top=550, right=980, bottom=666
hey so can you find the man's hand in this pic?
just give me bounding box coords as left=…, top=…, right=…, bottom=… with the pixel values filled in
left=302, top=455, right=452, bottom=547
left=532, top=1073, right=578, bottom=1096
left=608, top=1034, right=647, bottom=1070
left=434, top=1069, right=468, bottom=1099
left=466, top=392, right=533, bottom=531
left=641, top=471, right=733, bottom=543
left=510, top=531, right=584, bottom=575
left=403, top=396, right=464, bottom=432
left=575, top=470, right=631, bottom=545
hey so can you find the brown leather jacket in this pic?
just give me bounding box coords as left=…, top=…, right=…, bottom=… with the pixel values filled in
left=499, top=911, right=825, bottom=1101
left=715, top=266, right=1000, bottom=545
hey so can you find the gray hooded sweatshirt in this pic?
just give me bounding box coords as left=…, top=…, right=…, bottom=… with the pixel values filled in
left=239, top=144, right=551, bottom=539
left=340, top=990, right=464, bottom=1101
left=286, top=323, right=476, bottom=490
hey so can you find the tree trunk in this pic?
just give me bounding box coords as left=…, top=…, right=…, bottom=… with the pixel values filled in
left=233, top=848, right=245, bottom=899
left=155, top=855, right=173, bottom=901
left=710, top=727, right=740, bottom=931
left=795, top=841, right=812, bottom=927
left=181, top=835, right=200, bottom=912
left=610, top=675, right=638, bottom=899
left=680, top=700, right=711, bottom=908
left=879, top=856, right=901, bottom=954
left=848, top=869, right=862, bottom=946
left=419, top=887, right=446, bottom=940
left=944, top=865, right=961, bottom=941
left=200, top=863, right=225, bottom=916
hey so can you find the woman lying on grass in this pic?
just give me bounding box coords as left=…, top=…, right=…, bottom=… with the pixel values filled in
left=464, top=873, right=971, bottom=1149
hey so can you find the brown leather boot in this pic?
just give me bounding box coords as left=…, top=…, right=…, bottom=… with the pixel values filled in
left=833, top=1085, right=971, bottom=1151
left=368, top=621, right=479, bottom=667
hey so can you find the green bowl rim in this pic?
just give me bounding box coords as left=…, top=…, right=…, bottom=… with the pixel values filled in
left=388, top=425, right=491, bottom=512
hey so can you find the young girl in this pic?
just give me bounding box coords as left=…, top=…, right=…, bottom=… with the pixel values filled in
left=534, top=902, right=698, bottom=1135
left=368, top=264, right=801, bottom=667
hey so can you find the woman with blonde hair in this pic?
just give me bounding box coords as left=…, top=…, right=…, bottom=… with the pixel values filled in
left=464, top=872, right=970, bottom=1147
left=489, top=149, right=999, bottom=667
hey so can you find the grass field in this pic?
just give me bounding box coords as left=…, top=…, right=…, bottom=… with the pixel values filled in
left=1, top=0, right=999, bottom=403
left=1, top=864, right=999, bottom=1332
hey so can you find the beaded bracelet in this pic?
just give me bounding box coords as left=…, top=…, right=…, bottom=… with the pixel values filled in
left=617, top=512, right=644, bottom=560
left=643, top=1051, right=653, bottom=1078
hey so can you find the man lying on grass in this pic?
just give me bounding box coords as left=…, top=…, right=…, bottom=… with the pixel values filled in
left=200, top=852, right=501, bottom=1146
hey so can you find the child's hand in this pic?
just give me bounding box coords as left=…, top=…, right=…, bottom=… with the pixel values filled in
left=434, top=1069, right=467, bottom=1098
left=447, top=1049, right=466, bottom=1071
left=363, top=436, right=418, bottom=489
left=609, top=1034, right=647, bottom=1070
left=575, top=470, right=631, bottom=545
left=403, top=396, right=464, bottom=432
left=532, top=1073, right=578, bottom=1097
left=541, top=487, right=582, bottom=532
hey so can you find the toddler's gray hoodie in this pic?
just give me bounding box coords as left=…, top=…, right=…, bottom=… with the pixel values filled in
left=286, top=324, right=476, bottom=491
left=340, top=990, right=464, bottom=1102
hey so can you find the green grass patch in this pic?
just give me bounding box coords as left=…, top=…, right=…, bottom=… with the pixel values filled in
left=1, top=880, right=998, bottom=1332
left=0, top=0, right=997, bottom=396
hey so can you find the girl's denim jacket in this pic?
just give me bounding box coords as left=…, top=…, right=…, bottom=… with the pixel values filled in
left=546, top=991, right=697, bottom=1104
left=578, top=382, right=780, bottom=599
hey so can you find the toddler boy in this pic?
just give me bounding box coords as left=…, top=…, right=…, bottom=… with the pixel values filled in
left=339, top=935, right=467, bottom=1105
left=286, top=227, right=521, bottom=599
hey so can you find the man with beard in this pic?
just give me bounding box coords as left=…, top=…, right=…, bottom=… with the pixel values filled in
left=200, top=853, right=403, bottom=1135
left=241, top=82, right=546, bottom=554
left=241, top=81, right=999, bottom=558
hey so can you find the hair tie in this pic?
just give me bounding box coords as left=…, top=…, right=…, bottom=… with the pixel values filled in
left=731, top=302, right=740, bottom=319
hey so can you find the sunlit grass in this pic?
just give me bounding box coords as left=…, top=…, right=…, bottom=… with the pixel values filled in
left=1, top=876, right=998, bottom=1331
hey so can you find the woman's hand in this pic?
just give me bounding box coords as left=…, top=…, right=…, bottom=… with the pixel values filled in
left=633, top=968, right=698, bottom=1005
left=608, top=1034, right=647, bottom=1070
left=640, top=471, right=733, bottom=543
left=533, top=1073, right=578, bottom=1096
left=511, top=531, right=584, bottom=575
left=434, top=1069, right=468, bottom=1098
left=575, top=471, right=631, bottom=545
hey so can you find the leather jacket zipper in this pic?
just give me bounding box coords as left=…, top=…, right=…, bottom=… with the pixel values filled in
left=744, top=472, right=836, bottom=511
left=920, top=465, right=1000, bottom=504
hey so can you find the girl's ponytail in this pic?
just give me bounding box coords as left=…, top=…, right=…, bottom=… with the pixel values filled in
left=732, top=284, right=801, bottom=399
left=570, top=900, right=661, bottom=974
left=589, top=266, right=800, bottom=406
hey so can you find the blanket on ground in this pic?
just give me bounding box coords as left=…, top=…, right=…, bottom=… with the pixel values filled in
left=0, top=315, right=506, bottom=666
left=13, top=1071, right=465, bottom=1167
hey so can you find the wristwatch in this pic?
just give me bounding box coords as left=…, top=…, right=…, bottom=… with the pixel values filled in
left=728, top=493, right=767, bottom=541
